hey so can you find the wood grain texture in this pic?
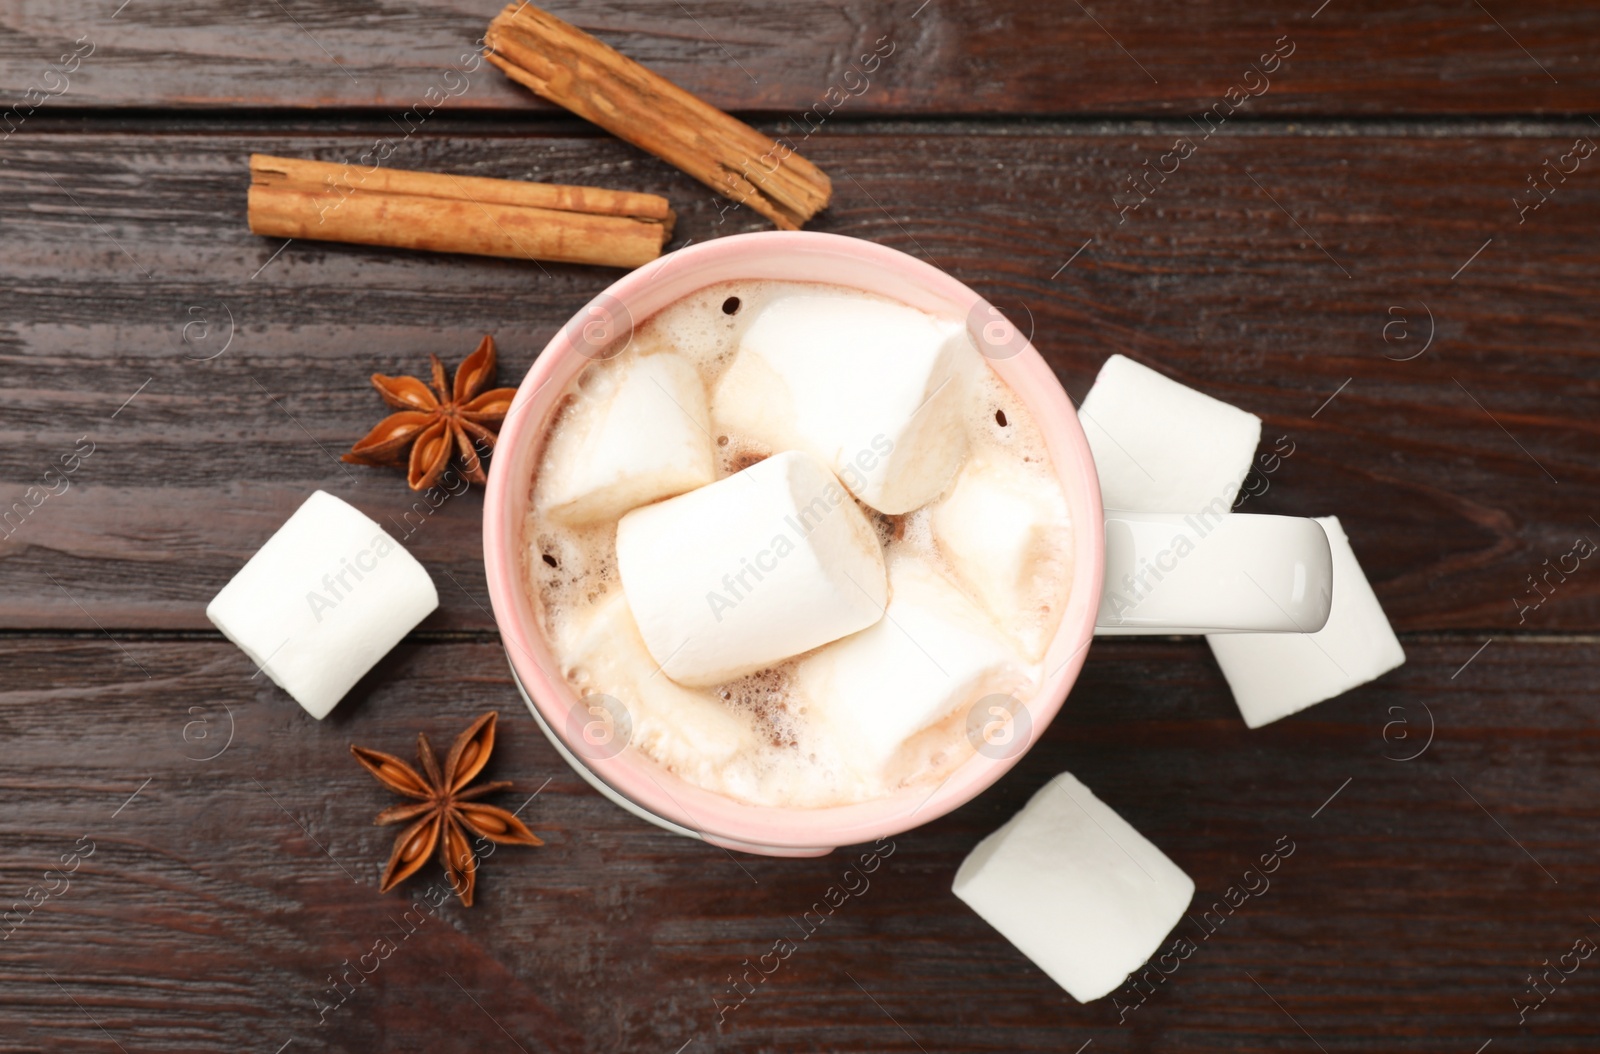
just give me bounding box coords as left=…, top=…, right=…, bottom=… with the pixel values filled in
left=0, top=636, right=1595, bottom=1053
left=4, top=5, right=1600, bottom=1044
left=0, top=126, right=1596, bottom=631
left=3, top=1, right=1600, bottom=115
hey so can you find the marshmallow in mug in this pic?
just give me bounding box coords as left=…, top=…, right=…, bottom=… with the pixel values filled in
left=953, top=772, right=1195, bottom=1003
left=711, top=292, right=975, bottom=515
left=559, top=591, right=757, bottom=786
left=207, top=491, right=438, bottom=718
left=797, top=554, right=1038, bottom=786
left=535, top=351, right=717, bottom=527
left=615, top=450, right=888, bottom=687
left=930, top=451, right=1073, bottom=662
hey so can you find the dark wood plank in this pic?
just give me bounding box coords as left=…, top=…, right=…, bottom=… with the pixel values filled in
left=2, top=1, right=1600, bottom=115
left=1, top=636, right=1595, bottom=1052
left=2, top=126, right=1597, bottom=632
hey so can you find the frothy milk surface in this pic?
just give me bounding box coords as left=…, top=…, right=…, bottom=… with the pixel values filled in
left=524, top=280, right=1074, bottom=807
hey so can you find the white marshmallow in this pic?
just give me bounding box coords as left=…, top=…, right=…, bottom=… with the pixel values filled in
left=711, top=293, right=974, bottom=514
left=1079, top=354, right=1261, bottom=514
left=952, top=772, right=1195, bottom=1003
left=931, top=453, right=1073, bottom=661
left=797, top=555, right=1036, bottom=785
left=1208, top=516, right=1405, bottom=728
left=615, top=450, right=887, bottom=687
left=206, top=491, right=438, bottom=719
left=536, top=351, right=715, bottom=526
left=560, top=591, right=756, bottom=783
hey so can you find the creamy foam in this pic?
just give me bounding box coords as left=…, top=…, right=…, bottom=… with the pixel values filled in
left=524, top=280, right=1073, bottom=807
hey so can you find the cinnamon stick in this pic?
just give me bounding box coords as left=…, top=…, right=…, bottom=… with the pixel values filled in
left=247, top=154, right=675, bottom=269
left=483, top=4, right=831, bottom=231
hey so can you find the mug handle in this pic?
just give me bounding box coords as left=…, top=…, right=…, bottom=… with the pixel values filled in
left=1094, top=511, right=1334, bottom=635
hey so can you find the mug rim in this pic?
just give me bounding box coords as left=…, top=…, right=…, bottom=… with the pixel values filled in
left=482, top=230, right=1106, bottom=852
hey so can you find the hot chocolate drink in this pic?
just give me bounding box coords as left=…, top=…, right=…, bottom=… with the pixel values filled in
left=524, top=280, right=1074, bottom=807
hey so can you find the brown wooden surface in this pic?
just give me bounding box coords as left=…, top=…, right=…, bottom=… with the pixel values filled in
left=4, top=1, right=1600, bottom=114
left=2, top=637, right=1597, bottom=1052
left=2, top=124, right=1597, bottom=633
left=4, top=2, right=1600, bottom=1052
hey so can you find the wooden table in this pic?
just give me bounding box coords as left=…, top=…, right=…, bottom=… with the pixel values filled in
left=3, top=3, right=1598, bottom=1051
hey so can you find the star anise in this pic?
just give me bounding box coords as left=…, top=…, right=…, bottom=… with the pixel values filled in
left=343, top=334, right=518, bottom=491
left=350, top=711, right=542, bottom=907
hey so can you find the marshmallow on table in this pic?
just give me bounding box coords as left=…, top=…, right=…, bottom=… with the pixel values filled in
left=952, top=772, right=1195, bottom=1003
left=1078, top=354, right=1261, bottom=514
left=560, top=591, right=755, bottom=782
left=1208, top=516, right=1405, bottom=728
left=931, top=452, right=1073, bottom=662
left=1080, top=357, right=1402, bottom=720
left=615, top=450, right=887, bottom=687
left=798, top=555, right=1036, bottom=786
left=206, top=491, right=438, bottom=719
left=536, top=351, right=716, bottom=526
left=711, top=293, right=974, bottom=514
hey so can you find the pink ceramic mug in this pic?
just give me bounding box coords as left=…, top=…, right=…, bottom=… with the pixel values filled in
left=483, top=231, right=1330, bottom=857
